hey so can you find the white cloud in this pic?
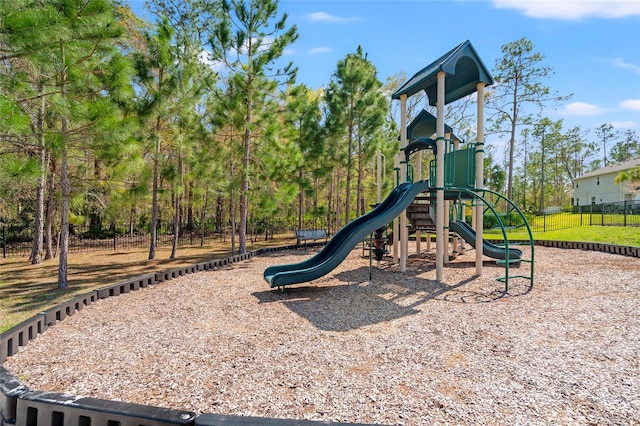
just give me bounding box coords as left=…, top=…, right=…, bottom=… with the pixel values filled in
left=492, top=0, right=640, bottom=20
left=309, top=47, right=332, bottom=54
left=198, top=50, right=225, bottom=72
left=560, top=102, right=603, bottom=116
left=621, top=99, right=640, bottom=111
left=611, top=120, right=638, bottom=129
left=304, top=12, right=359, bottom=23
left=608, top=58, right=640, bottom=75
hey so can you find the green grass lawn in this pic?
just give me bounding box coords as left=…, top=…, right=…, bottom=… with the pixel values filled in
left=486, top=225, right=640, bottom=247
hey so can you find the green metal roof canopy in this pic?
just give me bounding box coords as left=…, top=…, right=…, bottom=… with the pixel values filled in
left=406, top=109, right=462, bottom=143
left=392, top=40, right=493, bottom=105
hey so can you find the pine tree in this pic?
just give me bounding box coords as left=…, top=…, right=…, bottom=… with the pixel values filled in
left=210, top=0, right=298, bottom=254
left=0, top=0, right=61, bottom=264
left=610, top=130, right=640, bottom=163
left=282, top=84, right=324, bottom=229
left=53, top=0, right=132, bottom=288
left=595, top=123, right=617, bottom=167
left=324, top=46, right=387, bottom=225
left=133, top=17, right=181, bottom=260
left=1, top=0, right=132, bottom=286
left=487, top=37, right=570, bottom=200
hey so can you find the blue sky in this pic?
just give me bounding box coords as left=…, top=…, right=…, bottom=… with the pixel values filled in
left=128, top=0, right=640, bottom=139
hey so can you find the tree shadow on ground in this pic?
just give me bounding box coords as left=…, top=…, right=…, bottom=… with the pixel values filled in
left=252, top=254, right=532, bottom=332
left=0, top=248, right=240, bottom=318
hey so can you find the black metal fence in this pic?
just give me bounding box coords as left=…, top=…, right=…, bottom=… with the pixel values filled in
left=0, top=222, right=282, bottom=258
left=522, top=200, right=640, bottom=233
left=3, top=201, right=640, bottom=257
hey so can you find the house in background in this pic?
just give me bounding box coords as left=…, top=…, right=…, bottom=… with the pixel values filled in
left=573, top=157, right=640, bottom=206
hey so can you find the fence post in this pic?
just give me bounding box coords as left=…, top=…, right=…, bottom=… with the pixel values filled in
left=578, top=205, right=582, bottom=226
left=624, top=200, right=628, bottom=227
left=543, top=212, right=546, bottom=232
left=113, top=223, right=117, bottom=251
left=590, top=204, right=593, bottom=226
left=2, top=226, right=5, bottom=258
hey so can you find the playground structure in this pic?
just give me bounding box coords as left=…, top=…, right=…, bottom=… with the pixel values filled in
left=264, top=40, right=534, bottom=291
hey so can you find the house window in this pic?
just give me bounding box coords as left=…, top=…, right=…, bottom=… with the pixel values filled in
left=597, top=177, right=600, bottom=185
left=591, top=197, right=596, bottom=204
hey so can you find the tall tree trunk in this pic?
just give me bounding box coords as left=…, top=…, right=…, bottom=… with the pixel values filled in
left=57, top=40, right=70, bottom=290
left=522, top=135, right=528, bottom=211
left=148, top=63, right=165, bottom=260
left=228, top=131, right=236, bottom=254
left=345, top=122, right=353, bottom=226
left=538, top=132, right=546, bottom=215
left=356, top=133, right=364, bottom=218
left=148, top=128, right=161, bottom=260
left=128, top=195, right=136, bottom=236
left=297, top=169, right=304, bottom=229
left=326, top=172, right=333, bottom=235
left=58, top=137, right=69, bottom=286
left=30, top=148, right=46, bottom=264
left=200, top=192, right=207, bottom=247
left=314, top=175, right=319, bottom=230
left=230, top=190, right=236, bottom=255
left=215, top=194, right=223, bottom=233
left=44, top=156, right=55, bottom=260
left=187, top=181, right=195, bottom=230
left=30, top=84, right=48, bottom=264
left=89, top=158, right=106, bottom=230
left=239, top=91, right=251, bottom=254
left=170, top=146, right=183, bottom=259
left=507, top=80, right=519, bottom=200
left=170, top=190, right=180, bottom=259
left=335, top=169, right=342, bottom=230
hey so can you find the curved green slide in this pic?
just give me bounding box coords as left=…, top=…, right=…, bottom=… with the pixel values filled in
left=264, top=180, right=430, bottom=288
left=449, top=220, right=522, bottom=261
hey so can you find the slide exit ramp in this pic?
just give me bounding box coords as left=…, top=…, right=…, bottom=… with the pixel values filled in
left=264, top=180, right=430, bottom=289
left=449, top=220, right=523, bottom=260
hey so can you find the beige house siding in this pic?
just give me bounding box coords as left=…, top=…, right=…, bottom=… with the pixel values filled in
left=573, top=158, right=640, bottom=206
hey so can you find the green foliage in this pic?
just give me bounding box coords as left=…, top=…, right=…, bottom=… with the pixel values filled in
left=610, top=130, right=640, bottom=164
left=207, top=0, right=299, bottom=252
left=324, top=46, right=388, bottom=222
left=0, top=155, right=40, bottom=182
left=615, top=165, right=640, bottom=186
left=479, top=212, right=527, bottom=230
left=0, top=95, right=32, bottom=134
left=487, top=37, right=571, bottom=200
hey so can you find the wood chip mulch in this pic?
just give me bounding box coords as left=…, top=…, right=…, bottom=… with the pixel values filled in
left=4, top=245, right=639, bottom=425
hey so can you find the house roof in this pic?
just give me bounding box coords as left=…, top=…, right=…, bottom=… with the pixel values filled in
left=391, top=40, right=494, bottom=105
left=574, top=157, right=640, bottom=180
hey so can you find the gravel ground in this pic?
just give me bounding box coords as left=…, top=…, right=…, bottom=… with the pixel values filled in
left=4, top=245, right=640, bottom=425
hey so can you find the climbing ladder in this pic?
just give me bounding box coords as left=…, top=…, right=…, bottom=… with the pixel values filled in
left=406, top=195, right=436, bottom=232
